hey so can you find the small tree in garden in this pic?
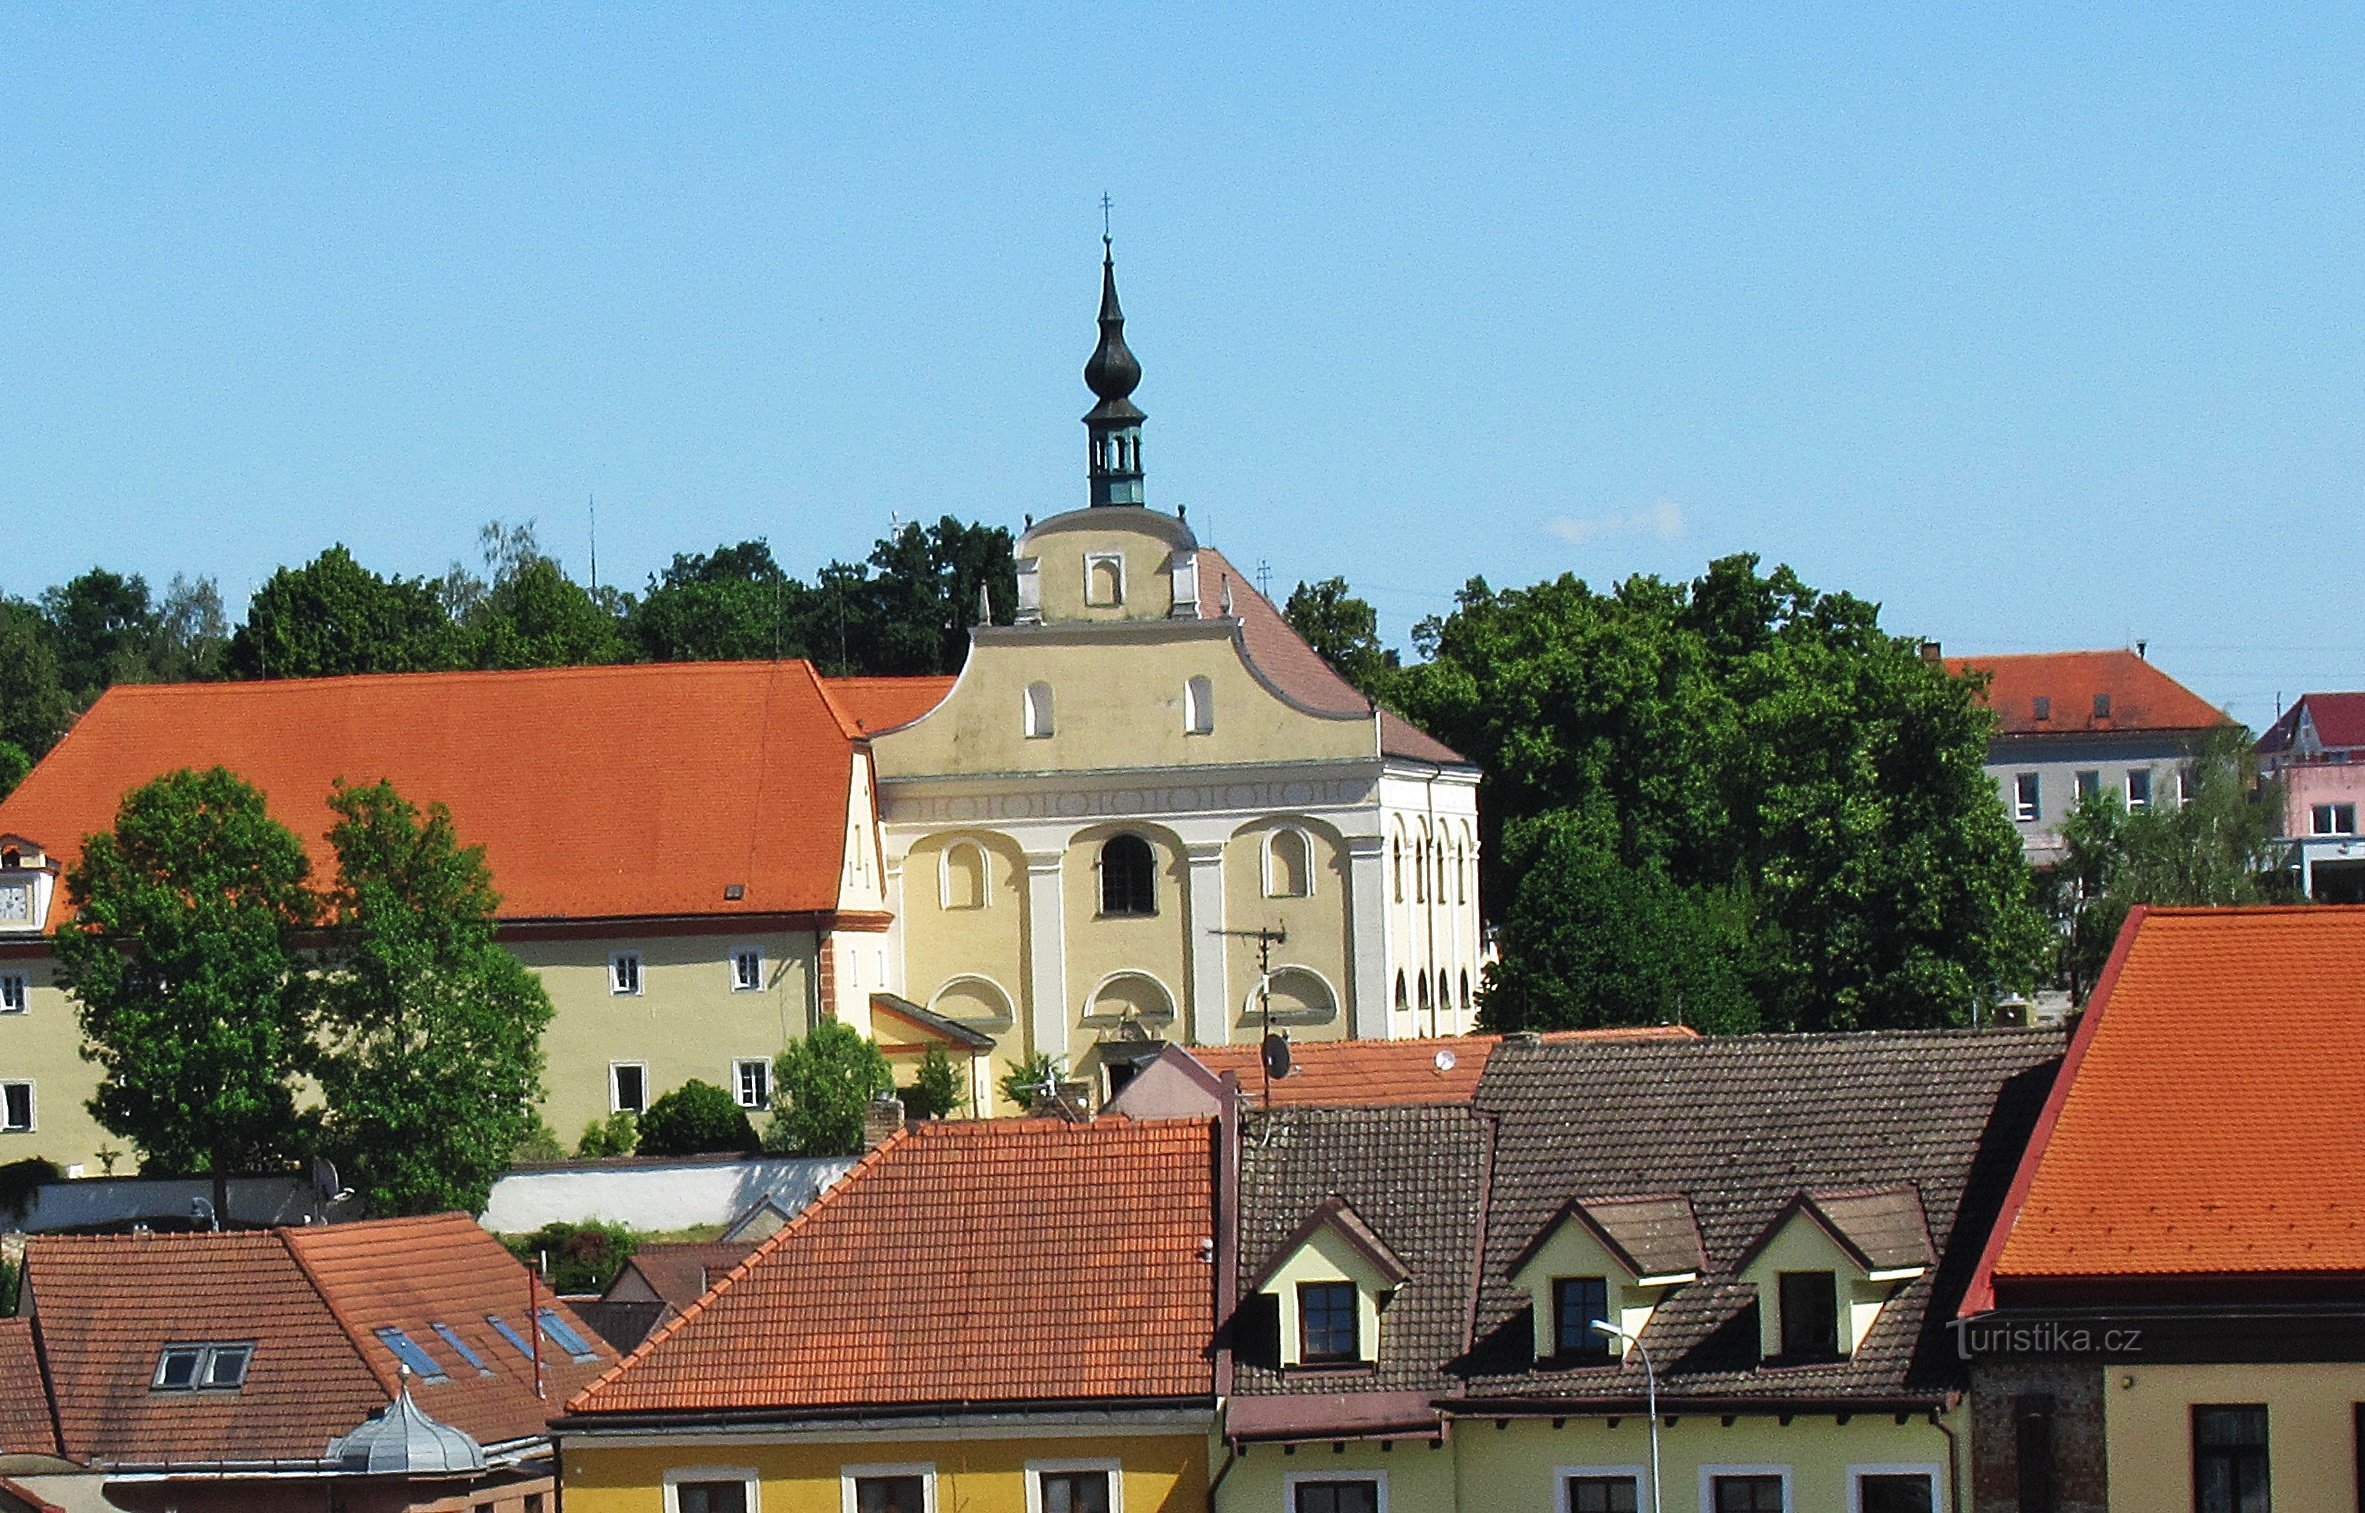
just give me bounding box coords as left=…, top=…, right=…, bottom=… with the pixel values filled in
left=574, top=1111, right=637, bottom=1158
left=998, top=1052, right=1065, bottom=1112
left=898, top=1047, right=963, bottom=1122
left=636, top=1079, right=759, bottom=1156
left=766, top=1022, right=893, bottom=1156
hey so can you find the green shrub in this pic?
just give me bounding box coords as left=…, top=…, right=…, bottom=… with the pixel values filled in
left=574, top=1110, right=637, bottom=1158
left=0, top=1157, right=61, bottom=1223
left=510, top=1112, right=565, bottom=1164
left=998, top=1053, right=1065, bottom=1112
left=502, top=1219, right=637, bottom=1294
left=898, top=1046, right=963, bottom=1122
left=764, top=1022, right=892, bottom=1156
left=636, top=1080, right=759, bottom=1157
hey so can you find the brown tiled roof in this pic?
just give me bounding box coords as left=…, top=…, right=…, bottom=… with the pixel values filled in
left=610, top=1241, right=761, bottom=1312
left=0, top=662, right=861, bottom=927
left=566, top=1118, right=1215, bottom=1417
left=1978, top=907, right=2365, bottom=1299
left=1187, top=1028, right=1699, bottom=1108
left=822, top=676, right=956, bottom=735
left=1456, top=1031, right=2061, bottom=1405
left=1233, top=1105, right=1489, bottom=1405
left=1510, top=1195, right=1705, bottom=1284
left=1946, top=650, right=2228, bottom=737
left=25, top=1213, right=612, bottom=1467
left=1247, top=1196, right=1412, bottom=1291
left=0, top=1319, right=58, bottom=1457
left=1196, top=548, right=1467, bottom=766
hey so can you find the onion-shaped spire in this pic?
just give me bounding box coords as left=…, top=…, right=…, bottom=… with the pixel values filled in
left=1083, top=232, right=1146, bottom=507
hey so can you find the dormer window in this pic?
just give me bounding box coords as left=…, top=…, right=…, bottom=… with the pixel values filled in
left=2031, top=695, right=2051, bottom=722
left=2093, top=692, right=2112, bottom=719
left=1298, top=1281, right=1359, bottom=1363
left=1552, top=1276, right=1611, bottom=1358
left=1734, top=1186, right=1932, bottom=1364
left=1510, top=1194, right=1703, bottom=1364
left=0, top=849, right=16, bottom=870
left=1248, top=1196, right=1409, bottom=1370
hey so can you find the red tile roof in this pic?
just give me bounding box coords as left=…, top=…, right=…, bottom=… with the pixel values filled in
left=1185, top=1028, right=1700, bottom=1107
left=0, top=662, right=860, bottom=925
left=822, top=676, right=957, bottom=735
left=1945, top=650, right=2228, bottom=737
left=2258, top=692, right=2365, bottom=755
left=24, top=1213, right=612, bottom=1466
left=1973, top=907, right=2365, bottom=1301
left=1196, top=548, right=1467, bottom=766
left=608, top=1241, right=763, bottom=1312
left=567, top=1118, right=1214, bottom=1417
left=0, top=1319, right=58, bottom=1457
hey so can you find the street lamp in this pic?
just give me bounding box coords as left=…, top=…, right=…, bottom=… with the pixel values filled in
left=1592, top=1319, right=1660, bottom=1513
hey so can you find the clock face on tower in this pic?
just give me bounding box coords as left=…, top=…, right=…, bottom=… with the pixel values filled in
left=0, top=885, right=26, bottom=922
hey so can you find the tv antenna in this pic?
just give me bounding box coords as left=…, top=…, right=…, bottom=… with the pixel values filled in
left=1213, top=926, right=1289, bottom=1104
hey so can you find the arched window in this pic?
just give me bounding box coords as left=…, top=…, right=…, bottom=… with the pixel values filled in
left=1266, top=827, right=1311, bottom=898
left=1023, top=681, right=1054, bottom=738
left=1099, top=834, right=1158, bottom=917
left=941, top=842, right=988, bottom=910
left=1458, top=970, right=1471, bottom=1012
left=1394, top=971, right=1409, bottom=1010
left=1417, top=973, right=1433, bottom=1014
left=1086, top=554, right=1124, bottom=607
left=1454, top=837, right=1467, bottom=904
left=1437, top=971, right=1452, bottom=1016
left=1184, top=675, right=1214, bottom=735
left=1414, top=837, right=1428, bottom=903
left=1392, top=838, right=1404, bottom=902
left=1436, top=843, right=1448, bottom=901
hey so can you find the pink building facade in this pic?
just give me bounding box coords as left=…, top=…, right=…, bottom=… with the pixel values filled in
left=2257, top=692, right=2365, bottom=902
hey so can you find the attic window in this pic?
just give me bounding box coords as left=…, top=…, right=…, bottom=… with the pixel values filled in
left=0, top=849, right=17, bottom=869
left=2093, top=692, right=2112, bottom=719
left=536, top=1307, right=600, bottom=1363
left=486, top=1314, right=535, bottom=1360
left=432, top=1323, right=490, bottom=1375
left=2031, top=696, right=2050, bottom=722
left=153, top=1342, right=252, bottom=1392
left=1298, top=1281, right=1360, bottom=1364
left=1777, top=1271, right=1840, bottom=1360
left=1552, top=1276, right=1611, bottom=1358
left=374, top=1326, right=450, bottom=1382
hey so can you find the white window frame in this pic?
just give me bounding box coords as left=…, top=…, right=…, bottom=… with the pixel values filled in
left=1555, top=1465, right=1648, bottom=1513
left=1263, top=826, right=1315, bottom=899
left=939, top=841, right=992, bottom=910
left=1184, top=675, right=1214, bottom=735
left=2178, top=765, right=2196, bottom=806
left=663, top=1466, right=760, bottom=1513
left=0, top=1080, right=32, bottom=1133
left=1844, top=1464, right=1942, bottom=1513
left=2074, top=769, right=2101, bottom=802
left=1281, top=1470, right=1388, bottom=1513
left=1082, top=551, right=1127, bottom=608
left=609, top=950, right=643, bottom=997
left=2013, top=772, right=2040, bottom=823
left=733, top=1056, right=772, bottom=1111
left=609, top=1061, right=649, bottom=1116
left=2314, top=802, right=2357, bottom=837
left=1026, top=1458, right=1125, bottom=1513
left=2125, top=768, right=2152, bottom=811
left=729, top=947, right=764, bottom=993
left=840, top=1462, right=936, bottom=1513
left=1700, top=1465, right=1792, bottom=1513
left=0, top=970, right=26, bottom=1015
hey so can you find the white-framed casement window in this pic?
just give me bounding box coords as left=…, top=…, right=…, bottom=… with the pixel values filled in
left=2074, top=770, right=2101, bottom=803
left=0, top=971, right=26, bottom=1015
left=609, top=951, right=643, bottom=996
left=1026, top=1458, right=1124, bottom=1513
left=2179, top=765, right=2196, bottom=806
left=730, top=948, right=764, bottom=992
left=1556, top=1466, right=1646, bottom=1513
left=733, top=1057, right=772, bottom=1111
left=1846, top=1464, right=1941, bottom=1513
left=0, top=1081, right=32, bottom=1133
left=1083, top=552, right=1126, bottom=607
left=2013, top=772, right=2040, bottom=823
left=2126, top=768, right=2152, bottom=810
left=2314, top=803, right=2358, bottom=836
left=1282, top=1471, right=1386, bottom=1513
left=840, top=1462, right=935, bottom=1513
left=609, top=1062, right=648, bottom=1116
left=1702, top=1466, right=1791, bottom=1513
left=664, top=1466, right=759, bottom=1513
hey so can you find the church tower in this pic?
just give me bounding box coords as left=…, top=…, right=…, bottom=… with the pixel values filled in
left=1083, top=236, right=1146, bottom=507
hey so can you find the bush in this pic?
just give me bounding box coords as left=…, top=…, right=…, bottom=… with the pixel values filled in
left=898, top=1047, right=963, bottom=1122
left=636, top=1079, right=759, bottom=1157
left=998, top=1053, right=1065, bottom=1112
left=574, top=1111, right=637, bottom=1158
left=0, top=1157, right=60, bottom=1223
left=510, top=1112, right=565, bottom=1164
left=503, top=1219, right=637, bottom=1294
left=765, top=1022, right=892, bottom=1156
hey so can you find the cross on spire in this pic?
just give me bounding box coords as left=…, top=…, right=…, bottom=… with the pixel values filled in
left=1100, top=192, right=1114, bottom=244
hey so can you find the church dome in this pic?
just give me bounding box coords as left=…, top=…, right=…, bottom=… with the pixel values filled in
left=325, top=1377, right=486, bottom=1476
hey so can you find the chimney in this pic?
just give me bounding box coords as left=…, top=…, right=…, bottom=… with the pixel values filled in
left=1918, top=640, right=1943, bottom=666
left=863, top=1094, right=906, bottom=1149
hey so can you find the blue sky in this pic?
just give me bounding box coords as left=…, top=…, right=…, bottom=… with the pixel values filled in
left=5, top=6, right=2360, bottom=729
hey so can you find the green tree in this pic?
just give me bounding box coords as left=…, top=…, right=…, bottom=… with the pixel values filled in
left=55, top=768, right=319, bottom=1213
left=230, top=546, right=457, bottom=678
left=0, top=599, right=74, bottom=758
left=998, top=1052, right=1066, bottom=1112
left=853, top=517, right=1018, bottom=675
left=631, top=540, right=811, bottom=662
left=151, top=575, right=230, bottom=683
left=898, top=1046, right=963, bottom=1122
left=312, top=779, right=555, bottom=1217
left=1392, top=555, right=2047, bottom=1029
left=1479, top=817, right=1759, bottom=1034
left=765, top=1021, right=893, bottom=1156
left=1283, top=577, right=1397, bottom=693
left=575, top=1111, right=638, bottom=1157
left=0, top=742, right=28, bottom=802
left=41, top=568, right=159, bottom=701
left=503, top=1219, right=637, bottom=1294
left=2050, top=727, right=2290, bottom=999
left=636, top=1079, right=760, bottom=1156
left=464, top=557, right=628, bottom=669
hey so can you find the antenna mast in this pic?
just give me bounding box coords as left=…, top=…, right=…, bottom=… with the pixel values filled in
left=1213, top=926, right=1288, bottom=1104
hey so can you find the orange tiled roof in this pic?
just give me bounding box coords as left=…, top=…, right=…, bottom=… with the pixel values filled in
left=25, top=1213, right=612, bottom=1466
left=0, top=1318, right=58, bottom=1456
left=1944, top=650, right=2228, bottom=737
left=568, top=1118, right=1214, bottom=1417
left=1984, top=907, right=2365, bottom=1291
left=822, top=675, right=956, bottom=734
left=1187, top=1028, right=1700, bottom=1107
left=0, top=662, right=861, bottom=925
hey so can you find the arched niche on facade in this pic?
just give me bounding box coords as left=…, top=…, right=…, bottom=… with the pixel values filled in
left=1081, top=969, right=1176, bottom=1029
left=929, top=975, right=1016, bottom=1030
left=1239, top=965, right=1339, bottom=1028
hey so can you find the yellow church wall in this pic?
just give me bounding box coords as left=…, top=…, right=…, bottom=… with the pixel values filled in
left=2106, top=1362, right=2365, bottom=1513
left=1222, top=819, right=1353, bottom=1045
left=1024, top=511, right=1192, bottom=624
left=1064, top=823, right=1192, bottom=1087
left=894, top=828, right=1035, bottom=1112
left=561, top=1430, right=1209, bottom=1513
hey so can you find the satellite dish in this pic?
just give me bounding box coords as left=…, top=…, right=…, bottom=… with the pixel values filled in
left=312, top=1157, right=340, bottom=1197
left=1433, top=1048, right=1457, bottom=1073
left=1261, top=1032, right=1292, bottom=1081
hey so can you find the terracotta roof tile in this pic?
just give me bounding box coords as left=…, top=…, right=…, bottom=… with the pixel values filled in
left=24, top=1213, right=611, bottom=1467
left=1945, top=650, right=2228, bottom=737
left=567, top=1118, right=1214, bottom=1416
left=1989, top=907, right=2365, bottom=1288
left=0, top=662, right=858, bottom=925
left=0, top=1319, right=57, bottom=1456
left=1188, top=1028, right=1699, bottom=1107
left=610, top=1241, right=763, bottom=1312
left=2258, top=692, right=2365, bottom=755
left=822, top=676, right=956, bottom=734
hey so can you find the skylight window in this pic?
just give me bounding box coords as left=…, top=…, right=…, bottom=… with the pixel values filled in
left=432, top=1323, right=490, bottom=1375
left=486, top=1314, right=535, bottom=1360
left=152, top=1342, right=252, bottom=1392
left=373, top=1326, right=449, bottom=1382
left=536, top=1308, right=599, bottom=1362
